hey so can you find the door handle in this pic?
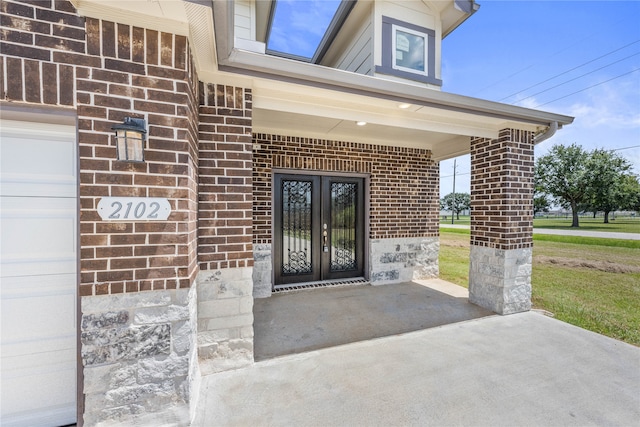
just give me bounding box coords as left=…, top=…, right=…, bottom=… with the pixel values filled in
left=323, top=223, right=328, bottom=252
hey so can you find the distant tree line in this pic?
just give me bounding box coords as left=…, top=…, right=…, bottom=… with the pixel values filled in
left=535, top=143, right=640, bottom=227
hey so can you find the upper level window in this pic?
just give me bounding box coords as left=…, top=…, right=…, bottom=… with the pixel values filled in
left=376, top=16, right=441, bottom=86
left=393, top=25, right=427, bottom=75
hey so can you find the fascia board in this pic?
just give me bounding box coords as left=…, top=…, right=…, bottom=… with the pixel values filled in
left=220, top=48, right=574, bottom=128
left=442, top=0, right=480, bottom=38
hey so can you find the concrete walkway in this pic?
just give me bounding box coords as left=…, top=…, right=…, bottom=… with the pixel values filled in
left=193, top=311, right=640, bottom=426
left=193, top=280, right=640, bottom=426
left=440, top=223, right=640, bottom=240
left=533, top=228, right=640, bottom=240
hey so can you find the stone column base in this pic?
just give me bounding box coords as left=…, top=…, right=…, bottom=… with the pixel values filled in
left=197, top=267, right=254, bottom=375
left=253, top=243, right=272, bottom=298
left=469, top=245, right=532, bottom=315
left=370, top=237, right=439, bottom=285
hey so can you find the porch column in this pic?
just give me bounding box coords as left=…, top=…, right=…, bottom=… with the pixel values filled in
left=469, top=129, right=535, bottom=315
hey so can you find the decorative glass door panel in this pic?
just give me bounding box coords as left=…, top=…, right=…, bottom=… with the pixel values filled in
left=274, top=174, right=364, bottom=286
left=282, top=179, right=313, bottom=275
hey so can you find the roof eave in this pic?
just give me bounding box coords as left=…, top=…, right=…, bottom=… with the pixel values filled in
left=442, top=0, right=481, bottom=39
left=219, top=47, right=573, bottom=128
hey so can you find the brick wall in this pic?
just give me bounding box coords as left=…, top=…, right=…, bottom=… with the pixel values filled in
left=253, top=134, right=440, bottom=244
left=470, top=129, right=535, bottom=250
left=1, top=0, right=201, bottom=296
left=198, top=83, right=254, bottom=271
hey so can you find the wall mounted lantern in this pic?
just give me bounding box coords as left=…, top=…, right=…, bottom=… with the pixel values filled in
left=112, top=117, right=146, bottom=162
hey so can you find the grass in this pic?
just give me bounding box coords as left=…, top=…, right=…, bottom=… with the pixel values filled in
left=533, top=234, right=640, bottom=249
left=533, top=216, right=640, bottom=233
left=440, top=215, right=471, bottom=225
left=438, top=229, right=640, bottom=346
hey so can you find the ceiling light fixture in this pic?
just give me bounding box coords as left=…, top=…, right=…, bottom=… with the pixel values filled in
left=356, top=121, right=367, bottom=126
left=398, top=103, right=411, bottom=109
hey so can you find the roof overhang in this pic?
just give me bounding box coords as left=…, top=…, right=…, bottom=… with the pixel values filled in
left=442, top=0, right=481, bottom=38
left=70, top=0, right=573, bottom=161
left=212, top=0, right=572, bottom=160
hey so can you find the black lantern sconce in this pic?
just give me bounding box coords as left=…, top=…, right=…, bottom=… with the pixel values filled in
left=112, top=117, right=147, bottom=162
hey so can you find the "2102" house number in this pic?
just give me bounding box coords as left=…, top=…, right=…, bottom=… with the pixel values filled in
left=97, top=197, right=171, bottom=221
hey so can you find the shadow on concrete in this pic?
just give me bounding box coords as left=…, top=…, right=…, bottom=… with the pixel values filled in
left=253, top=279, right=494, bottom=361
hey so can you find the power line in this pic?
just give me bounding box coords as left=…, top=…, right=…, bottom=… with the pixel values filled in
left=469, top=15, right=636, bottom=97
left=533, top=68, right=640, bottom=108
left=500, top=39, right=640, bottom=102
left=515, top=51, right=640, bottom=103
left=613, top=145, right=640, bottom=152
left=440, top=172, right=470, bottom=178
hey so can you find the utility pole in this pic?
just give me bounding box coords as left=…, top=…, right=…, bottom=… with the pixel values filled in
left=451, top=158, right=456, bottom=225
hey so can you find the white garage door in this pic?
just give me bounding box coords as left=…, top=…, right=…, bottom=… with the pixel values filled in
left=1, top=117, right=77, bottom=426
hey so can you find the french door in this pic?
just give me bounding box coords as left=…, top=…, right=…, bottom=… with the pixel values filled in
left=274, top=174, right=365, bottom=286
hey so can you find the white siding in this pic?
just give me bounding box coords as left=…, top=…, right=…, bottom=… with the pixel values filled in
left=336, top=20, right=374, bottom=76
left=234, top=0, right=255, bottom=40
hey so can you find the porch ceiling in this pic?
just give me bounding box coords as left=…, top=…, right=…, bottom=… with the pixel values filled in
left=251, top=80, right=533, bottom=160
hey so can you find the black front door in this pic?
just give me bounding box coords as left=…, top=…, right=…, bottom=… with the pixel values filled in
left=274, top=174, right=365, bottom=286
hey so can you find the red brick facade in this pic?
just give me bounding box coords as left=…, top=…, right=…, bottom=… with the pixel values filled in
left=2, top=0, right=207, bottom=296
left=470, top=129, right=535, bottom=250
left=253, top=134, right=440, bottom=245
left=198, top=83, right=254, bottom=271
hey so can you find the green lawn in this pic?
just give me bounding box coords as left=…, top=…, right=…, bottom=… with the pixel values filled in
left=439, top=229, right=640, bottom=346
left=439, top=215, right=471, bottom=225
left=533, top=216, right=640, bottom=233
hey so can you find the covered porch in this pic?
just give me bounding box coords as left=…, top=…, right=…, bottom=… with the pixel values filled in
left=253, top=279, right=493, bottom=360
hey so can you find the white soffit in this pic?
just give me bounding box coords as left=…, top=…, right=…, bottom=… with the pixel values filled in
left=253, top=108, right=470, bottom=154
left=252, top=79, right=511, bottom=136
left=250, top=79, right=550, bottom=159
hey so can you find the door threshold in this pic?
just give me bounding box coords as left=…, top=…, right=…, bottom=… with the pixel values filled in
left=273, top=278, right=369, bottom=294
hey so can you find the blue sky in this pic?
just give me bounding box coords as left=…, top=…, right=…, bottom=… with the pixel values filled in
left=268, top=0, right=342, bottom=58
left=440, top=0, right=640, bottom=197
left=266, top=1, right=639, bottom=198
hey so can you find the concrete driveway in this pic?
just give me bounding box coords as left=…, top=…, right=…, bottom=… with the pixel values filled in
left=193, top=282, right=640, bottom=426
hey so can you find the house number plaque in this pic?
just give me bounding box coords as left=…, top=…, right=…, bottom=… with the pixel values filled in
left=97, top=197, right=171, bottom=221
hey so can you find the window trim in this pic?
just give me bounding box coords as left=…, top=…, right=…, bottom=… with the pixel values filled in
left=375, top=16, right=442, bottom=86
left=391, top=24, right=429, bottom=76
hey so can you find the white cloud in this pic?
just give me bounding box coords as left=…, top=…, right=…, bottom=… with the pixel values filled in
left=566, top=78, right=640, bottom=129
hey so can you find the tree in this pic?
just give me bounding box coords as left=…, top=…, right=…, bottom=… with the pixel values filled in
left=534, top=194, right=551, bottom=216
left=618, top=174, right=640, bottom=212
left=535, top=143, right=590, bottom=227
left=533, top=174, right=551, bottom=216
left=585, top=149, right=632, bottom=223
left=440, top=192, right=470, bottom=220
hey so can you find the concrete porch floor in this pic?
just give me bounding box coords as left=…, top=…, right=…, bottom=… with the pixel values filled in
left=253, top=279, right=494, bottom=360
left=192, top=280, right=640, bottom=426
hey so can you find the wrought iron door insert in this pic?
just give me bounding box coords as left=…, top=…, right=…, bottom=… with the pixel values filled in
left=274, top=174, right=364, bottom=286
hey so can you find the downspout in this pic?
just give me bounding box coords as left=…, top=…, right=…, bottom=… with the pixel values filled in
left=534, top=121, right=558, bottom=144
